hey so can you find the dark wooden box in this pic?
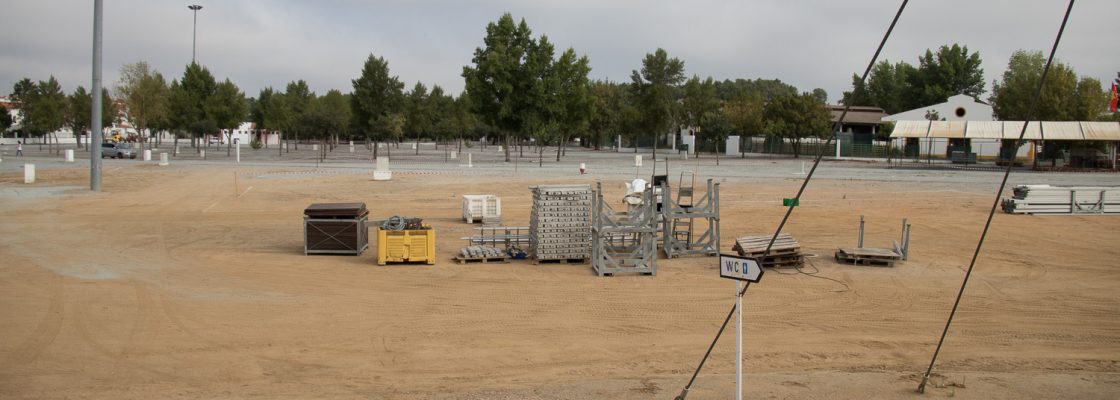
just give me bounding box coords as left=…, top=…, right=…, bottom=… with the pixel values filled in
left=304, top=203, right=369, bottom=255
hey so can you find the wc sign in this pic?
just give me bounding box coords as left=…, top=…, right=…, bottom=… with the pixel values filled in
left=719, top=254, right=763, bottom=282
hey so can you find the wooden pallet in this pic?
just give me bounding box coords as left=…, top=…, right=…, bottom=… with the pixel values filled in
left=835, top=247, right=901, bottom=267
left=453, top=255, right=510, bottom=264
left=532, top=257, right=590, bottom=265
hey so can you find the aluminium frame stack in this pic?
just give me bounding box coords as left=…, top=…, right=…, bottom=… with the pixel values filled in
left=660, top=179, right=720, bottom=258
left=1001, top=185, right=1120, bottom=214
left=591, top=182, right=658, bottom=276
left=529, top=184, right=593, bottom=262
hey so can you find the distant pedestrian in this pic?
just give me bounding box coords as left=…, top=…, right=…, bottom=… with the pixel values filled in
left=16, top=141, right=23, bottom=156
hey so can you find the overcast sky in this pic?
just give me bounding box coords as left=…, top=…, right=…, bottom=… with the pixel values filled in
left=2, top=1, right=1117, bottom=104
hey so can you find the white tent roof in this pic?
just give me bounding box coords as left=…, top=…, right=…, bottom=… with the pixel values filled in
left=1002, top=121, right=1043, bottom=140
left=965, top=121, right=1003, bottom=139
left=1041, top=121, right=1083, bottom=140
left=1081, top=121, right=1120, bottom=140
left=890, top=120, right=1120, bottom=140
left=891, top=120, right=929, bottom=138
left=928, top=121, right=966, bottom=138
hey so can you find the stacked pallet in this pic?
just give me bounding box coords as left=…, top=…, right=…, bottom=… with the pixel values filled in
left=530, top=185, right=593, bottom=263
left=1001, top=185, right=1120, bottom=214
left=835, top=247, right=901, bottom=267
left=732, top=234, right=804, bottom=268
left=454, top=245, right=509, bottom=264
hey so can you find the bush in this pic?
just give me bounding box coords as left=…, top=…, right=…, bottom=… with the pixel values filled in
left=250, top=139, right=262, bottom=150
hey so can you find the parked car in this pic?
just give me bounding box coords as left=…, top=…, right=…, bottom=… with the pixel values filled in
left=101, top=142, right=137, bottom=159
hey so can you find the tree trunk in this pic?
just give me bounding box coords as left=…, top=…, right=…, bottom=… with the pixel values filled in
left=415, top=133, right=421, bottom=155
left=503, top=134, right=511, bottom=162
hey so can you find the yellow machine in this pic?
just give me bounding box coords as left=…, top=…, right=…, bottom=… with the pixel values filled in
left=376, top=227, right=436, bottom=265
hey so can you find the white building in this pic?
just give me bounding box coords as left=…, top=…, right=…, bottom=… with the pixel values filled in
left=882, top=94, right=995, bottom=122
left=884, top=94, right=999, bottom=160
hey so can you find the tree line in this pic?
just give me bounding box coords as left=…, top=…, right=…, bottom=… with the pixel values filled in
left=6, top=14, right=1113, bottom=162
left=842, top=44, right=1110, bottom=122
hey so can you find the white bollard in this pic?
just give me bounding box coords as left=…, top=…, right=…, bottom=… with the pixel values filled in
left=498, top=145, right=503, bottom=152
left=374, top=157, right=392, bottom=181
left=236, top=143, right=241, bottom=163
left=159, top=152, right=169, bottom=166
left=349, top=144, right=354, bottom=153
left=313, top=144, right=319, bottom=151
left=467, top=153, right=473, bottom=168
left=174, top=145, right=180, bottom=155
left=64, top=149, right=74, bottom=162
left=635, top=155, right=642, bottom=167
left=451, top=151, right=458, bottom=160
left=200, top=150, right=206, bottom=160
left=411, top=143, right=417, bottom=150
left=24, top=164, right=35, bottom=183
left=580, top=162, right=586, bottom=174
left=143, top=149, right=152, bottom=161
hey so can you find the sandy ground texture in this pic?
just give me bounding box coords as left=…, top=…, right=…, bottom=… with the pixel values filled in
left=1, top=151, right=1119, bottom=399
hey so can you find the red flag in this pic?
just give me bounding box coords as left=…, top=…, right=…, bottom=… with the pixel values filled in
left=1110, top=83, right=1118, bottom=113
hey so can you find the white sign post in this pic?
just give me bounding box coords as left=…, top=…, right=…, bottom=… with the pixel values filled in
left=720, top=254, right=763, bottom=400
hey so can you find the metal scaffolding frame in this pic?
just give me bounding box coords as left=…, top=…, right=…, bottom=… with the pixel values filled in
left=660, top=179, right=720, bottom=258
left=592, top=183, right=658, bottom=276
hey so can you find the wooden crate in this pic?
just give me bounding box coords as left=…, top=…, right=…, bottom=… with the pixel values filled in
left=304, top=203, right=369, bottom=255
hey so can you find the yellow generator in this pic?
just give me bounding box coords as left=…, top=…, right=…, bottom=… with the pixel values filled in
left=376, top=227, right=435, bottom=265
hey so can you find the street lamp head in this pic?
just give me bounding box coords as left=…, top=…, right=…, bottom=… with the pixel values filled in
left=188, top=5, right=202, bottom=11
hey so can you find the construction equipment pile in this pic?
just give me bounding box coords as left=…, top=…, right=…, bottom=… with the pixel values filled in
left=1001, top=185, right=1120, bottom=214
left=529, top=185, right=593, bottom=262
left=732, top=233, right=805, bottom=268
left=459, top=245, right=506, bottom=259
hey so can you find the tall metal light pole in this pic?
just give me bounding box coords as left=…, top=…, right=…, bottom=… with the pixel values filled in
left=188, top=4, right=202, bottom=63
left=91, top=0, right=103, bottom=191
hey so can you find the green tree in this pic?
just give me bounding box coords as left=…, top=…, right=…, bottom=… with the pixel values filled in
left=716, top=78, right=797, bottom=103
left=552, top=48, right=592, bottom=160
left=27, top=77, right=68, bottom=153
left=462, top=13, right=535, bottom=162
left=0, top=104, right=11, bottom=134
left=843, top=44, right=983, bottom=112
left=523, top=35, right=558, bottom=164
left=703, top=106, right=732, bottom=163
left=990, top=50, right=1106, bottom=121
left=588, top=80, right=623, bottom=150
left=318, top=89, right=351, bottom=150
left=630, top=48, right=685, bottom=159
left=683, top=75, right=718, bottom=155
left=284, top=80, right=314, bottom=150
left=763, top=92, right=831, bottom=158
left=811, top=88, right=828, bottom=104
left=10, top=78, right=36, bottom=139
left=914, top=44, right=985, bottom=105
left=206, top=79, right=247, bottom=156
left=427, top=86, right=456, bottom=152
left=117, top=61, right=170, bottom=150
left=351, top=54, right=405, bottom=157
left=67, top=86, right=92, bottom=148
left=723, top=93, right=764, bottom=156
left=168, top=63, right=217, bottom=150
left=405, top=82, right=431, bottom=154
left=451, top=93, right=477, bottom=153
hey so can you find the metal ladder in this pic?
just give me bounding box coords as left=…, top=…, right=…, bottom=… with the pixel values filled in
left=673, top=171, right=696, bottom=244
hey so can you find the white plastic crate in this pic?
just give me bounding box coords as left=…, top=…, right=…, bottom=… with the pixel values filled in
left=462, top=195, right=501, bottom=223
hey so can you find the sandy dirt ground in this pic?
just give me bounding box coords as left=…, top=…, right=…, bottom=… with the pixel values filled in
left=1, top=154, right=1119, bottom=399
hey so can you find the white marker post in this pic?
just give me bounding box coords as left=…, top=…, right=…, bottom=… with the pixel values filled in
left=719, top=254, right=763, bottom=400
